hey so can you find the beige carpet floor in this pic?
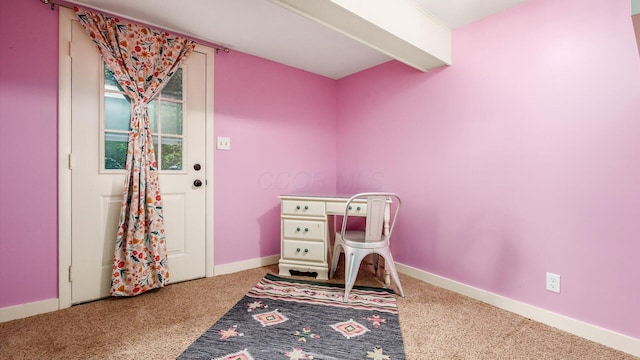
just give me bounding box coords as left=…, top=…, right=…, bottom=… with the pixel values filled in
left=0, top=263, right=636, bottom=359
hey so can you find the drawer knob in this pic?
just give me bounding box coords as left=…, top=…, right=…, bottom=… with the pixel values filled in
left=296, top=227, right=301, bottom=232
left=296, top=248, right=301, bottom=252
left=296, top=205, right=301, bottom=210
left=304, top=248, right=309, bottom=253
left=304, top=205, right=309, bottom=210
left=357, top=206, right=361, bottom=211
left=348, top=206, right=352, bottom=210
left=304, top=228, right=309, bottom=232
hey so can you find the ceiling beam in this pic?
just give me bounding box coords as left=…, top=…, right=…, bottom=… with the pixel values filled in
left=269, top=0, right=452, bottom=72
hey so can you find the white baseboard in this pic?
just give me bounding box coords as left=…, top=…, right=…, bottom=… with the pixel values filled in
left=213, top=255, right=280, bottom=276
left=0, top=256, right=281, bottom=323
left=0, top=298, right=59, bottom=323
left=396, top=262, right=640, bottom=358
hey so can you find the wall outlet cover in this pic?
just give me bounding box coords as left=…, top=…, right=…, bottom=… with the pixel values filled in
left=546, top=272, right=561, bottom=293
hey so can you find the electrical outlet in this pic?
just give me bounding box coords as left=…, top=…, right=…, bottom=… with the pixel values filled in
left=546, top=272, right=561, bottom=293
left=217, top=136, right=230, bottom=150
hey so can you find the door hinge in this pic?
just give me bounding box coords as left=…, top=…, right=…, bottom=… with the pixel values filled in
left=68, top=153, right=74, bottom=170
left=68, top=41, right=73, bottom=58
left=68, top=265, right=73, bottom=282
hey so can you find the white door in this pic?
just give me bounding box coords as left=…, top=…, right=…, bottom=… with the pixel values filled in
left=69, top=18, right=210, bottom=304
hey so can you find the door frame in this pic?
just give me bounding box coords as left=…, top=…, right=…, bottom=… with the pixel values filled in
left=57, top=8, right=215, bottom=309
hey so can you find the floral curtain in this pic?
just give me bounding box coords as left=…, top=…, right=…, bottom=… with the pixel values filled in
left=75, top=7, right=196, bottom=296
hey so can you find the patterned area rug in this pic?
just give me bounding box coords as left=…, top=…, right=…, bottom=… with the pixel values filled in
left=178, top=274, right=405, bottom=360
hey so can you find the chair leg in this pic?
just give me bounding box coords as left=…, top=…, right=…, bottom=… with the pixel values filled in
left=378, top=249, right=404, bottom=297
left=343, top=249, right=368, bottom=302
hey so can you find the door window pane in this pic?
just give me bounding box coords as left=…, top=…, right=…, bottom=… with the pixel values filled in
left=104, top=132, right=128, bottom=170
left=161, top=68, right=183, bottom=100
left=160, top=102, right=183, bottom=135
left=148, top=99, right=158, bottom=133
left=104, top=92, right=130, bottom=131
left=161, top=137, right=183, bottom=170
left=104, top=65, right=125, bottom=92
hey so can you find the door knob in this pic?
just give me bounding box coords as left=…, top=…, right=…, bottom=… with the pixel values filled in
left=193, top=179, right=203, bottom=187
left=193, top=163, right=201, bottom=171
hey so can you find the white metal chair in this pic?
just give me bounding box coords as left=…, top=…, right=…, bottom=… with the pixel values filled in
left=329, top=192, right=404, bottom=302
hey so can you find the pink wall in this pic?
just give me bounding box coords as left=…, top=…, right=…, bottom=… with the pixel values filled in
left=336, top=0, right=640, bottom=338
left=213, top=51, right=337, bottom=264
left=0, top=0, right=60, bottom=308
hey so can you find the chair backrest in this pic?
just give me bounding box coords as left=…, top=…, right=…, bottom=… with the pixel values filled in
left=341, top=192, right=401, bottom=242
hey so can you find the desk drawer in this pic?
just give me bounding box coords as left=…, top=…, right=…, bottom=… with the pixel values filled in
left=282, top=239, right=325, bottom=262
left=282, top=200, right=325, bottom=216
left=326, top=201, right=367, bottom=216
left=283, top=219, right=325, bottom=240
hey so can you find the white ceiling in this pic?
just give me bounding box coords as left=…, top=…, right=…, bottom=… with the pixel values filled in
left=63, top=0, right=528, bottom=79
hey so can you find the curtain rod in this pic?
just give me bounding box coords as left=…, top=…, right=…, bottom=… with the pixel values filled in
left=41, top=0, right=231, bottom=54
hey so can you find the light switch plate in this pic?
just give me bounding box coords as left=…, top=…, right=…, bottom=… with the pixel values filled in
left=217, top=136, right=230, bottom=150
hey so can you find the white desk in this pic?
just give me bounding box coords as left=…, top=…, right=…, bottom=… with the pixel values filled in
left=278, top=194, right=390, bottom=280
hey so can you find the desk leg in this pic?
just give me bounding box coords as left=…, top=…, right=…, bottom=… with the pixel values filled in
left=383, top=206, right=391, bottom=287
left=370, top=255, right=390, bottom=287
left=372, top=254, right=379, bottom=277
left=385, top=268, right=391, bottom=287
left=327, top=215, right=335, bottom=277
